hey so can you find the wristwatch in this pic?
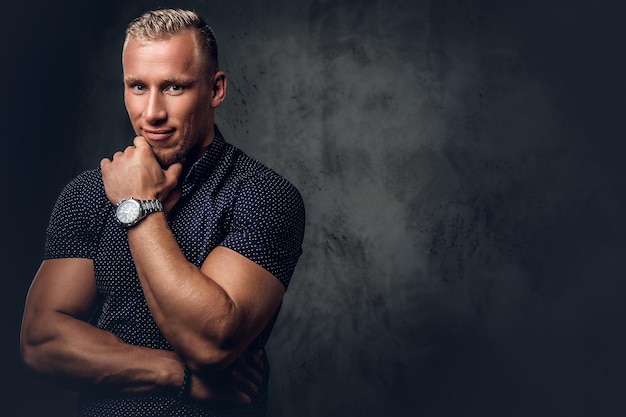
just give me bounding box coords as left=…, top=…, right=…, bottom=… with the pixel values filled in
left=115, top=197, right=164, bottom=228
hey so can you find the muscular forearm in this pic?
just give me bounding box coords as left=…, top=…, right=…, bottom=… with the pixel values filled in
left=21, top=310, right=182, bottom=394
left=101, top=138, right=283, bottom=374
left=21, top=293, right=262, bottom=404
left=126, top=213, right=242, bottom=371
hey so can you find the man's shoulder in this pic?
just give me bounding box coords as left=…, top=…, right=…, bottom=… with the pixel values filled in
left=65, top=168, right=103, bottom=188
left=56, top=168, right=106, bottom=204
left=224, top=143, right=302, bottom=200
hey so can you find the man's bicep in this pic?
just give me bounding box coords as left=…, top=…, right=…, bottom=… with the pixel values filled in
left=24, top=258, right=97, bottom=322
left=200, top=246, right=285, bottom=344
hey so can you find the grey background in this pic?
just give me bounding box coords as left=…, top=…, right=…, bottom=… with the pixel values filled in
left=3, top=0, right=625, bottom=416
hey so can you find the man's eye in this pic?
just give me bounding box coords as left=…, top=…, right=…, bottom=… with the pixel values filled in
left=129, top=84, right=146, bottom=92
left=166, top=85, right=184, bottom=94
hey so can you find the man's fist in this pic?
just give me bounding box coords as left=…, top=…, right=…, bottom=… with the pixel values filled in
left=101, top=136, right=182, bottom=207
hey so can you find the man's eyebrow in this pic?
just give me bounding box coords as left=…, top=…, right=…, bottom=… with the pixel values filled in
left=123, top=76, right=141, bottom=84
left=163, top=77, right=195, bottom=85
left=123, top=76, right=195, bottom=85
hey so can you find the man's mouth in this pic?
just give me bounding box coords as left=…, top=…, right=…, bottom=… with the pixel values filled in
left=142, top=128, right=174, bottom=142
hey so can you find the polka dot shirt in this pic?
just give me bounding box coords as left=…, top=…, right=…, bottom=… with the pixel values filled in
left=44, top=127, right=306, bottom=416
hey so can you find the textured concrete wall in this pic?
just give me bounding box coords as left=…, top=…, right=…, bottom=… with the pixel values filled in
left=4, top=0, right=626, bottom=416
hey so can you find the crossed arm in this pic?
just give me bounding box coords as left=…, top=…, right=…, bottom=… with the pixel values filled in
left=20, top=137, right=286, bottom=402
left=21, top=258, right=186, bottom=395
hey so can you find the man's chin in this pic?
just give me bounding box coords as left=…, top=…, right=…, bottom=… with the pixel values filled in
left=154, top=150, right=186, bottom=169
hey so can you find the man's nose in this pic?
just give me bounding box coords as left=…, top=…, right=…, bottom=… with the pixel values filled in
left=144, top=91, right=167, bottom=123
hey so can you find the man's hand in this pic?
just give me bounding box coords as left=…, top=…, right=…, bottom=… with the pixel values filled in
left=189, top=349, right=264, bottom=404
left=101, top=136, right=182, bottom=207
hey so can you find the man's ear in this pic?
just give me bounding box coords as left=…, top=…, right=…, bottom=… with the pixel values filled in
left=211, top=71, right=227, bottom=108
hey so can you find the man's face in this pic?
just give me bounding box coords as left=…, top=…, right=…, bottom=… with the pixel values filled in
left=122, top=30, right=218, bottom=167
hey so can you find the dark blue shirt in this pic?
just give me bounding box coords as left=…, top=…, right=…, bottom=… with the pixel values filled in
left=44, top=128, right=305, bottom=416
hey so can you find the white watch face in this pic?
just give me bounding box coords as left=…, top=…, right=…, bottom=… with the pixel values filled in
left=116, top=199, right=141, bottom=224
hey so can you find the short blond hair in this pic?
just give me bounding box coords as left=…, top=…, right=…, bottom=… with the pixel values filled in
left=124, top=8, right=218, bottom=74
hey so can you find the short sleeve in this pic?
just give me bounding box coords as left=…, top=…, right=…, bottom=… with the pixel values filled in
left=221, top=172, right=305, bottom=288
left=45, top=169, right=111, bottom=260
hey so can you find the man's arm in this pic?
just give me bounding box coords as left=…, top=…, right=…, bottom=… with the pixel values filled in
left=100, top=137, right=288, bottom=375
left=20, top=258, right=183, bottom=394
left=129, top=218, right=285, bottom=374
left=21, top=258, right=262, bottom=402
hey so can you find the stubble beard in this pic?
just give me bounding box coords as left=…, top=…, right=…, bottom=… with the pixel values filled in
left=153, top=144, right=188, bottom=169
left=152, top=126, right=211, bottom=169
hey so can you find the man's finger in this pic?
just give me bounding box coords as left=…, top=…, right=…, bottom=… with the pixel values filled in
left=232, top=369, right=258, bottom=400
left=235, top=354, right=262, bottom=386
left=165, top=162, right=183, bottom=181
left=133, top=136, right=150, bottom=148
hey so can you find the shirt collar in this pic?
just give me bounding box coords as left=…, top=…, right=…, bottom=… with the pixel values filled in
left=182, top=125, right=226, bottom=194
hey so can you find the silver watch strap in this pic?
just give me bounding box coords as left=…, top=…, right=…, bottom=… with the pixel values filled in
left=140, top=199, right=164, bottom=215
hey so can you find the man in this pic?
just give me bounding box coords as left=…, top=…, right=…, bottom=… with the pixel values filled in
left=20, top=8, right=305, bottom=417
